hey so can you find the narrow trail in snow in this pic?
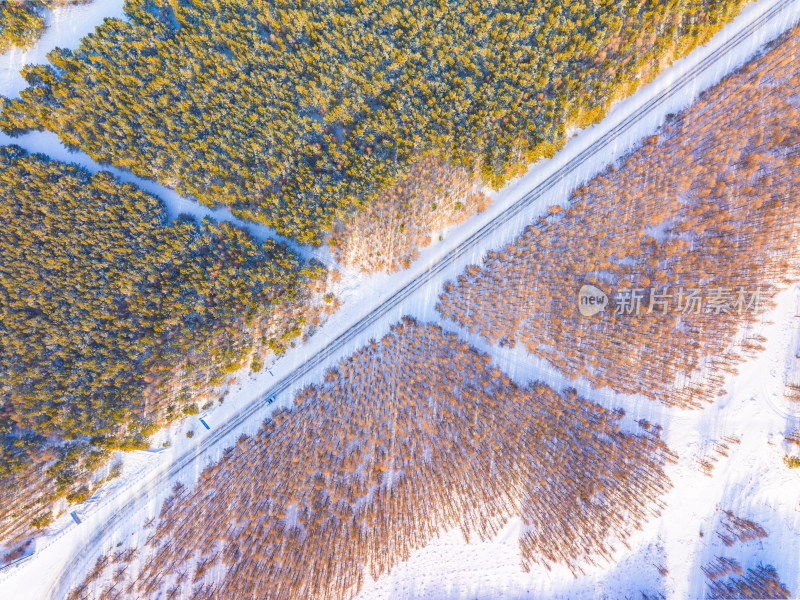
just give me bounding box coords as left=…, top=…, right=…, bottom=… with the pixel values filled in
left=0, top=130, right=313, bottom=256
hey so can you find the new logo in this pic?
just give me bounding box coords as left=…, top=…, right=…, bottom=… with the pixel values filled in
left=578, top=284, right=608, bottom=317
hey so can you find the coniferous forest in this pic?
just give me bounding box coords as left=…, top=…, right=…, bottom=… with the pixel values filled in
left=1, top=0, right=749, bottom=245
left=0, top=145, right=324, bottom=540
left=0, top=2, right=47, bottom=52
left=0, top=1, right=90, bottom=53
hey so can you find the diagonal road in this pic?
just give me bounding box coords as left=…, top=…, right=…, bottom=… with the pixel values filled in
left=0, top=0, right=795, bottom=596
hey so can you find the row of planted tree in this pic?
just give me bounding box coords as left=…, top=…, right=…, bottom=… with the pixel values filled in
left=701, top=511, right=791, bottom=598
left=437, top=27, right=800, bottom=408
left=67, top=318, right=675, bottom=599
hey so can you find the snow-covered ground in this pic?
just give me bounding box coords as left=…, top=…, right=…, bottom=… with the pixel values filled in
left=1, top=0, right=799, bottom=597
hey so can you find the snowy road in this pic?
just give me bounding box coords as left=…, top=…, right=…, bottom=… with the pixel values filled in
left=1, top=0, right=799, bottom=596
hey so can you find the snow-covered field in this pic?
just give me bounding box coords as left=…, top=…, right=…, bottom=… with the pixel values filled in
left=1, top=0, right=799, bottom=597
